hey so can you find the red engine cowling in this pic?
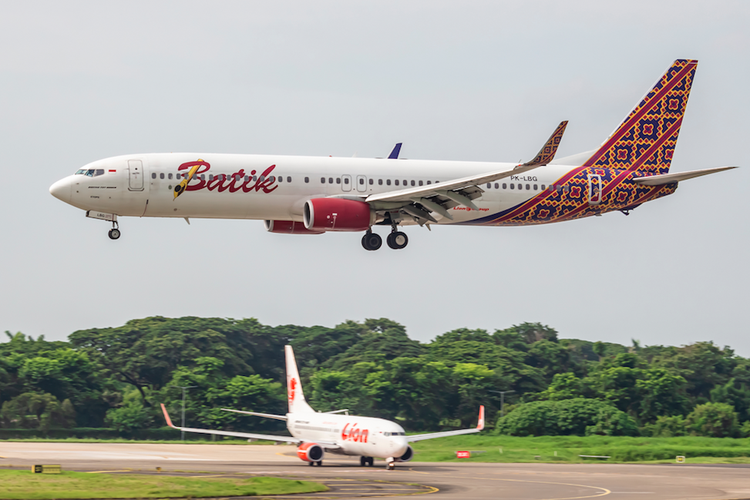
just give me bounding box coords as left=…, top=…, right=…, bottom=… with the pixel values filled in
left=303, top=198, right=374, bottom=232
left=265, top=220, right=324, bottom=235
left=297, top=442, right=325, bottom=462
left=395, top=445, right=413, bottom=462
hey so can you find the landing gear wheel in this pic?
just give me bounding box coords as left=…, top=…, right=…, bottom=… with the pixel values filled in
left=361, top=231, right=382, bottom=251
left=315, top=460, right=323, bottom=467
left=308, top=461, right=314, bottom=467
left=360, top=456, right=367, bottom=467
left=387, top=462, right=395, bottom=470
left=108, top=228, right=121, bottom=240
left=367, top=457, right=374, bottom=466
left=386, top=231, right=408, bottom=250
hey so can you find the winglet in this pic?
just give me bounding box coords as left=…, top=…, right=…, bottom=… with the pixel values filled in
left=477, top=405, right=485, bottom=430
left=161, top=403, right=175, bottom=428
left=521, top=121, right=568, bottom=167
left=388, top=143, right=402, bottom=159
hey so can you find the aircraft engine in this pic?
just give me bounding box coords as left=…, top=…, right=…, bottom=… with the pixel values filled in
left=296, top=442, right=325, bottom=462
left=264, top=220, right=324, bottom=235
left=303, top=198, right=375, bottom=232
left=395, top=445, right=413, bottom=462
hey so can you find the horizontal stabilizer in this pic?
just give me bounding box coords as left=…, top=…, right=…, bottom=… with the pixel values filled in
left=221, top=408, right=288, bottom=421
left=633, top=166, right=737, bottom=186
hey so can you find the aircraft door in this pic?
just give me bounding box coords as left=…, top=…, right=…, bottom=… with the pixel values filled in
left=341, top=174, right=352, bottom=192
left=128, top=160, right=144, bottom=191
left=356, top=175, right=367, bottom=193
left=587, top=173, right=602, bottom=206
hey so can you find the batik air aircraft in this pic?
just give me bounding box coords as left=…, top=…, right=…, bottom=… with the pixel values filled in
left=50, top=59, right=735, bottom=250
left=160, top=345, right=484, bottom=469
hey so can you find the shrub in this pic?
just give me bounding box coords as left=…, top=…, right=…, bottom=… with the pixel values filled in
left=685, top=403, right=739, bottom=438
left=495, top=398, right=638, bottom=436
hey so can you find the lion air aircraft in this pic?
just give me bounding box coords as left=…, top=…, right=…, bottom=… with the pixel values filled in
left=50, top=59, right=735, bottom=250
left=160, top=345, right=484, bottom=469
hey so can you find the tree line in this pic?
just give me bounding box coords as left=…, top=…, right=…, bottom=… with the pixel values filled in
left=1, top=317, right=749, bottom=438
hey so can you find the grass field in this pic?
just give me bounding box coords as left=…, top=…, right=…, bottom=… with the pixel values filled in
left=409, top=435, right=750, bottom=463
left=0, top=470, right=327, bottom=499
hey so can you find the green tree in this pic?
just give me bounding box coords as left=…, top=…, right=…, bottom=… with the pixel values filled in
left=684, top=402, right=739, bottom=438
left=0, top=392, right=75, bottom=430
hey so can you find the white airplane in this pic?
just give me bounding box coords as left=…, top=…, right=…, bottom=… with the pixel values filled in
left=50, top=59, right=736, bottom=250
left=160, top=345, right=485, bottom=470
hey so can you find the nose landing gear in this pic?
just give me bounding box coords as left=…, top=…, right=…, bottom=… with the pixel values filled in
left=108, top=221, right=121, bottom=240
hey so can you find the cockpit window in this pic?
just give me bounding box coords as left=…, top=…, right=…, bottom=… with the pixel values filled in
left=75, top=168, right=105, bottom=177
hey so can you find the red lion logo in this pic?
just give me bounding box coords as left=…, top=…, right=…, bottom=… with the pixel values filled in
left=288, top=377, right=297, bottom=403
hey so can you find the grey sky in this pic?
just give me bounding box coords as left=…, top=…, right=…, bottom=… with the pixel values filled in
left=1, top=1, right=748, bottom=354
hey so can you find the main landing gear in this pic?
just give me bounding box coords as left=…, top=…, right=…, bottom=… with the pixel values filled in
left=361, top=228, right=408, bottom=251
left=308, top=460, right=323, bottom=466
left=108, top=221, right=121, bottom=240
left=359, top=456, right=374, bottom=467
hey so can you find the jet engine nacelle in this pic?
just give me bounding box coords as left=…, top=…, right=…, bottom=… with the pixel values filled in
left=395, top=445, right=413, bottom=462
left=297, top=442, right=325, bottom=462
left=265, top=220, right=324, bottom=235
left=303, top=198, right=375, bottom=232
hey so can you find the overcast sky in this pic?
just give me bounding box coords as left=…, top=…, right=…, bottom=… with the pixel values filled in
left=1, top=1, right=748, bottom=355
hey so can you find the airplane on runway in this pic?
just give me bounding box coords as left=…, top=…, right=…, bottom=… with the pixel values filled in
left=50, top=59, right=736, bottom=251
left=160, top=345, right=485, bottom=470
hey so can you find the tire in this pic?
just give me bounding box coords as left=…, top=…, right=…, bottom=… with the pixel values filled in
left=108, top=228, right=121, bottom=240
left=387, top=231, right=408, bottom=249
left=360, top=456, right=367, bottom=467
left=368, top=457, right=374, bottom=466
left=361, top=232, right=382, bottom=251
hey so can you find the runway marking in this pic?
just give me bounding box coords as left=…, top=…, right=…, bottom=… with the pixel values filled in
left=418, top=470, right=610, bottom=500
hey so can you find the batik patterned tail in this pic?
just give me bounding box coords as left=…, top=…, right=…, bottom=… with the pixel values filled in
left=583, top=59, right=697, bottom=175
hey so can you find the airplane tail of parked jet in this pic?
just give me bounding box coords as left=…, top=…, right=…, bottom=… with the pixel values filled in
left=285, top=345, right=314, bottom=414
left=583, top=59, right=698, bottom=175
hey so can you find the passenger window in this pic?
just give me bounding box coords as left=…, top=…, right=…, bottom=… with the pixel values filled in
left=541, top=184, right=546, bottom=190
left=329, top=177, right=333, bottom=184
left=269, top=176, right=275, bottom=183
left=201, top=175, right=205, bottom=180
left=320, top=177, right=325, bottom=183
left=305, top=177, right=309, bottom=183
left=378, top=179, right=383, bottom=185
left=359, top=178, right=364, bottom=185
left=419, top=180, right=423, bottom=186
left=277, top=176, right=282, bottom=183
left=502, top=183, right=507, bottom=189
left=245, top=176, right=250, bottom=182
left=160, top=173, right=164, bottom=179
left=168, top=173, right=173, bottom=180
left=510, top=183, right=515, bottom=189
left=259, top=176, right=265, bottom=182
left=410, top=180, right=415, bottom=186
left=487, top=183, right=492, bottom=188
left=427, top=180, right=431, bottom=185
left=403, top=179, right=407, bottom=185
left=344, top=178, right=349, bottom=184
left=395, top=180, right=400, bottom=186
left=336, top=178, right=341, bottom=184
left=495, top=183, right=499, bottom=189
left=526, top=184, right=530, bottom=190
left=533, top=184, right=538, bottom=190
left=369, top=179, right=374, bottom=185
left=151, top=173, right=156, bottom=179
left=287, top=176, right=292, bottom=182
left=387, top=179, right=391, bottom=186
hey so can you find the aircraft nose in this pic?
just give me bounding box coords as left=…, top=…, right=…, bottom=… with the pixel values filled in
left=49, top=177, right=72, bottom=203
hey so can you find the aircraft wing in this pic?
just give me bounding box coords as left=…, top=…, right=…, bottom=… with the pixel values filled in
left=520, top=121, right=568, bottom=167
left=405, top=406, right=485, bottom=443
left=221, top=408, right=288, bottom=421
left=161, top=404, right=299, bottom=444
left=633, top=166, right=737, bottom=186
left=365, top=124, right=565, bottom=224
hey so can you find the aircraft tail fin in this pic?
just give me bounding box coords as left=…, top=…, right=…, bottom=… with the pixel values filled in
left=583, top=59, right=698, bottom=175
left=285, top=345, right=314, bottom=414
